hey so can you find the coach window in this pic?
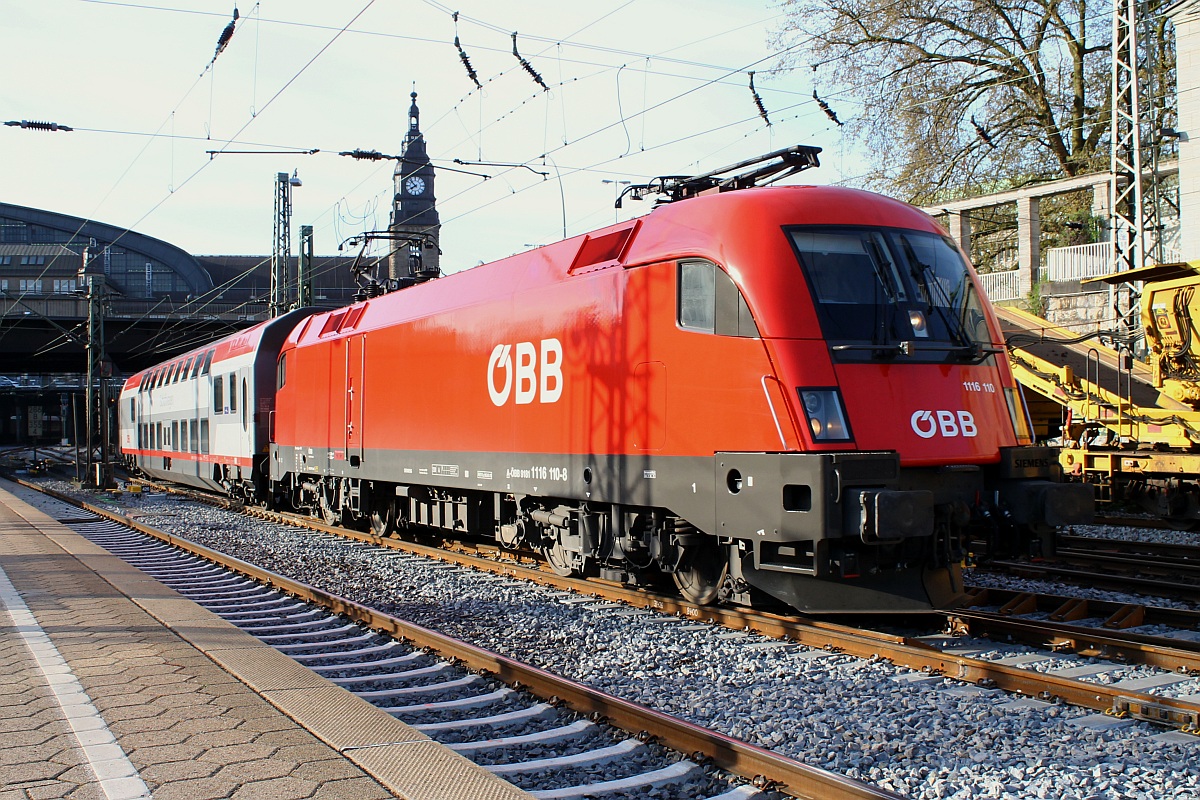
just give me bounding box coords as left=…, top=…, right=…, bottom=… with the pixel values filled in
left=129, top=398, right=135, bottom=422
left=677, top=260, right=759, bottom=338
left=190, top=419, right=199, bottom=452
left=214, top=375, right=224, bottom=414
left=200, top=419, right=210, bottom=454
left=228, top=373, right=237, bottom=414
left=172, top=421, right=179, bottom=451
left=201, top=350, right=214, bottom=376
left=242, top=379, right=248, bottom=430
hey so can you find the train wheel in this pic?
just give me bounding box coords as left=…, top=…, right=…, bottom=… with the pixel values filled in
left=543, top=541, right=577, bottom=577
left=672, top=543, right=728, bottom=606
left=319, top=481, right=342, bottom=527
left=369, top=493, right=394, bottom=537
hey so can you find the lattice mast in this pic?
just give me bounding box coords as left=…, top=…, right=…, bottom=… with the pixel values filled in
left=1111, top=0, right=1147, bottom=276
left=270, top=171, right=295, bottom=318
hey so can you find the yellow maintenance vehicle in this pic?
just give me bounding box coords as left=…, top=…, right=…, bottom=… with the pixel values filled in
left=1003, top=260, right=1200, bottom=525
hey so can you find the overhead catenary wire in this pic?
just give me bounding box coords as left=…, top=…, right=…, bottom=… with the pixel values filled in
left=11, top=0, right=1123, bottom=335
left=1, top=1, right=378, bottom=343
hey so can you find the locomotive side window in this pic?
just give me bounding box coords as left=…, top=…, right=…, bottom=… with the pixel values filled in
left=277, top=353, right=287, bottom=389
left=679, top=261, right=716, bottom=332
left=677, top=260, right=759, bottom=338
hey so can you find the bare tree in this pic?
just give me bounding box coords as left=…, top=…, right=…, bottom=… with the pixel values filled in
left=772, top=0, right=1116, bottom=203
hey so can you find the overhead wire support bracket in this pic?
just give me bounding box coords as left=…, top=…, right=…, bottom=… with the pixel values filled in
left=206, top=148, right=319, bottom=158
left=338, top=149, right=490, bottom=178
left=615, top=144, right=822, bottom=208
left=454, top=158, right=548, bottom=178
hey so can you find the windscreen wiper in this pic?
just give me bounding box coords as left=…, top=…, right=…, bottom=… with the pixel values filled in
left=832, top=341, right=1003, bottom=362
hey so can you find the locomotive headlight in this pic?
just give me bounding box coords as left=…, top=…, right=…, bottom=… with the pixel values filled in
left=798, top=388, right=852, bottom=442
left=908, top=309, right=929, bottom=337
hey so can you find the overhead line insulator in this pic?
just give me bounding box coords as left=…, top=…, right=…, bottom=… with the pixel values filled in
left=4, top=119, right=74, bottom=132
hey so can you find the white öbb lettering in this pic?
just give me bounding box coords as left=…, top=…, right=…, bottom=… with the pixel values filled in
left=911, top=409, right=977, bottom=439
left=488, top=339, right=563, bottom=406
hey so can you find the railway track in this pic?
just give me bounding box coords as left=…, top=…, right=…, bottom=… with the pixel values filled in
left=27, top=477, right=1200, bottom=737
left=13, top=478, right=899, bottom=800
left=969, top=528, right=1200, bottom=604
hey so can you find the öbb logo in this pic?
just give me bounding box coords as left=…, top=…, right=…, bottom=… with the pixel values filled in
left=911, top=410, right=977, bottom=439
left=488, top=339, right=563, bottom=406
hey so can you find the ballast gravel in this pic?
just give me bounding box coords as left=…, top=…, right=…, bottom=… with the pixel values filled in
left=58, top=486, right=1200, bottom=799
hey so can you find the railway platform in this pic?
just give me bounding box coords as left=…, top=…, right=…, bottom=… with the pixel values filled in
left=0, top=478, right=532, bottom=800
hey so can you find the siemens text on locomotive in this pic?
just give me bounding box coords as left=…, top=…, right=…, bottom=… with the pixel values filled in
left=119, top=154, right=1092, bottom=613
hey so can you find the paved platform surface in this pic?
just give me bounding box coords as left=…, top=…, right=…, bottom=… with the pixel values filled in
left=0, top=478, right=532, bottom=800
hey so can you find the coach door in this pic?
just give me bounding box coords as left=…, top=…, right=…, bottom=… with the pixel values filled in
left=345, top=334, right=365, bottom=467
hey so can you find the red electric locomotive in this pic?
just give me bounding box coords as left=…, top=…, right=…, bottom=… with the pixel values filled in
left=122, top=147, right=1092, bottom=613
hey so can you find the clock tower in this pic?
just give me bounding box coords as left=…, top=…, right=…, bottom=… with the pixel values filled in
left=390, top=90, right=440, bottom=280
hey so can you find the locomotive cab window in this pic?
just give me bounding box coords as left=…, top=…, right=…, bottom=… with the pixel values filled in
left=789, top=226, right=991, bottom=360
left=677, top=260, right=758, bottom=338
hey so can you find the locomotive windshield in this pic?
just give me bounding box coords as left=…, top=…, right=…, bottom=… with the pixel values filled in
left=789, top=226, right=993, bottom=361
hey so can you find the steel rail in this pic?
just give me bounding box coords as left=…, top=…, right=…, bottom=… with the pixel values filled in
left=1056, top=547, right=1200, bottom=577
left=988, top=559, right=1200, bottom=601
left=89, top=479, right=1200, bottom=732
left=948, top=608, right=1200, bottom=673
left=21, top=480, right=900, bottom=800
left=1091, top=513, right=1199, bottom=531
left=1060, top=533, right=1200, bottom=561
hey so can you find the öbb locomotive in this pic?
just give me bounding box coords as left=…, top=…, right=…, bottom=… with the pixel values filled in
left=119, top=169, right=1092, bottom=613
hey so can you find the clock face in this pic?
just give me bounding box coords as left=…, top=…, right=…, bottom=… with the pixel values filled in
left=405, top=176, right=425, bottom=195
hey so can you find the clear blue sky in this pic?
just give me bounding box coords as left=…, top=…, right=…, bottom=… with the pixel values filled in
left=1, top=0, right=860, bottom=270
